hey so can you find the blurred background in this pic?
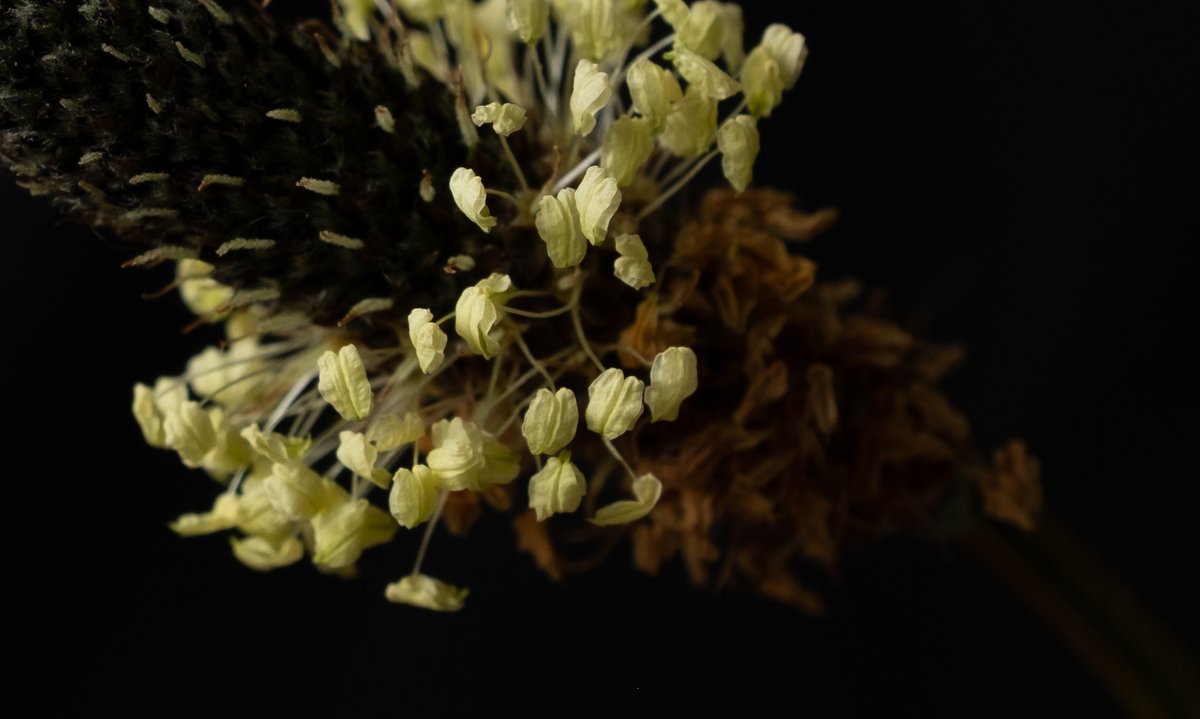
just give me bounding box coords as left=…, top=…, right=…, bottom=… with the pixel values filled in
left=7, top=1, right=1198, bottom=714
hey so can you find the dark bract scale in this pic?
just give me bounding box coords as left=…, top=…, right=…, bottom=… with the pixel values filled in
left=0, top=0, right=513, bottom=329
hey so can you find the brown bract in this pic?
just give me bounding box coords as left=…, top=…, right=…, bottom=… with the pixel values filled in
left=979, top=441, right=1043, bottom=532
left=608, top=189, right=1038, bottom=611
left=443, top=189, right=1039, bottom=612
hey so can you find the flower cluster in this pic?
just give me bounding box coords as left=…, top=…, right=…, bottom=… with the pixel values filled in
left=132, top=0, right=804, bottom=610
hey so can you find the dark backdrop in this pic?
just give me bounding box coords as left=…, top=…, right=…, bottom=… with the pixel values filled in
left=8, top=2, right=1198, bottom=715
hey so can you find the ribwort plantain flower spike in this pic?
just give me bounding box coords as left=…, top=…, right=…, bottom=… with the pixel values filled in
left=3, top=0, right=1036, bottom=616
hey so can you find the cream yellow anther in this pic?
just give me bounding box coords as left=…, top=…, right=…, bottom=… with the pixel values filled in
left=385, top=574, right=468, bottom=611
left=535, top=188, right=587, bottom=268
left=627, top=59, right=683, bottom=132
left=660, top=88, right=718, bottom=157
left=585, top=368, right=645, bottom=440
left=717, top=114, right=760, bottom=194
left=454, top=273, right=513, bottom=359
left=528, top=451, right=586, bottom=521
left=575, top=166, right=622, bottom=245
left=602, top=117, right=655, bottom=187
left=570, top=60, right=611, bottom=137
left=590, top=473, right=663, bottom=525
left=449, top=167, right=497, bottom=233
left=614, top=233, right=655, bottom=290
left=336, top=430, right=391, bottom=488
left=310, top=498, right=397, bottom=568
left=368, top=412, right=425, bottom=452
left=643, top=347, right=699, bottom=422
left=521, top=387, right=579, bottom=456
left=338, top=0, right=374, bottom=41
left=471, top=102, right=528, bottom=137
left=389, top=465, right=440, bottom=529
left=408, top=308, right=448, bottom=373
left=317, top=344, right=373, bottom=422
left=505, top=0, right=549, bottom=44
left=670, top=46, right=740, bottom=100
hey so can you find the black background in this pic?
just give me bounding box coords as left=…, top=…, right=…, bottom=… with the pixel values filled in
left=7, top=2, right=1199, bottom=715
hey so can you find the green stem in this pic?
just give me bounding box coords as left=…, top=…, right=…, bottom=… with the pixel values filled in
left=966, top=518, right=1200, bottom=718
